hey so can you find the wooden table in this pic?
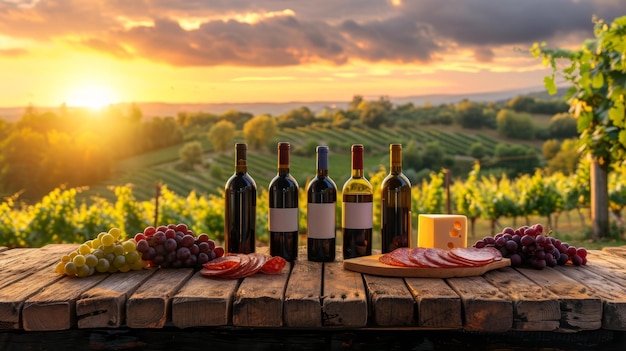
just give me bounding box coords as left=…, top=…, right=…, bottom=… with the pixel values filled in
left=2, top=244, right=626, bottom=349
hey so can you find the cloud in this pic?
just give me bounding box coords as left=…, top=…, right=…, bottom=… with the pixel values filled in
left=0, top=0, right=620, bottom=67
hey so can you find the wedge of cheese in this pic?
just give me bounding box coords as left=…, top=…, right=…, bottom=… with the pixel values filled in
left=417, top=214, right=467, bottom=249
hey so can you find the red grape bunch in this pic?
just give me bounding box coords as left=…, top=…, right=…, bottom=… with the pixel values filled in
left=473, top=223, right=587, bottom=270
left=134, top=223, right=225, bottom=268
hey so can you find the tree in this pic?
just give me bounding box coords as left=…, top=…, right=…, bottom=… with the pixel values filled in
left=532, top=16, right=626, bottom=239
left=548, top=113, right=578, bottom=139
left=208, top=120, right=235, bottom=152
left=455, top=99, right=486, bottom=129
left=469, top=142, right=486, bottom=161
left=546, top=139, right=580, bottom=175
left=542, top=139, right=561, bottom=160
left=179, top=141, right=204, bottom=170
left=242, top=114, right=277, bottom=149
left=357, top=97, right=392, bottom=128
left=496, top=109, right=535, bottom=139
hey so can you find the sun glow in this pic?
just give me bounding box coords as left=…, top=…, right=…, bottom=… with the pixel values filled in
left=64, top=84, right=120, bottom=109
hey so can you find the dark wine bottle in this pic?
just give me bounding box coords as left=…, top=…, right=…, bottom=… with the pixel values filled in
left=342, top=144, right=373, bottom=259
left=380, top=144, right=411, bottom=253
left=269, top=142, right=299, bottom=261
left=306, top=146, right=337, bottom=262
left=224, top=143, right=257, bottom=254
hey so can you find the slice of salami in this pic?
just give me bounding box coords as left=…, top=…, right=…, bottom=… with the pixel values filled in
left=260, top=256, right=286, bottom=274
left=436, top=249, right=474, bottom=267
left=237, top=253, right=267, bottom=278
left=386, top=247, right=416, bottom=267
left=379, top=253, right=405, bottom=267
left=449, top=247, right=500, bottom=265
left=423, top=248, right=461, bottom=268
left=407, top=247, right=432, bottom=267
left=202, top=255, right=242, bottom=271
left=215, top=254, right=252, bottom=279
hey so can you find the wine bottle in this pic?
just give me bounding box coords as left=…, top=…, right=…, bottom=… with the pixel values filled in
left=342, top=144, right=373, bottom=259
left=224, top=143, right=257, bottom=254
left=269, top=142, right=299, bottom=261
left=306, top=146, right=337, bottom=262
left=380, top=144, right=411, bottom=253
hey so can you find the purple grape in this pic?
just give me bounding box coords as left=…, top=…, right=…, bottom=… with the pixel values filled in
left=521, top=235, right=535, bottom=246
left=503, top=227, right=515, bottom=235
left=177, top=247, right=191, bottom=261
left=557, top=253, right=569, bottom=265
left=136, top=239, right=150, bottom=253
left=505, top=240, right=518, bottom=252
left=535, top=250, right=546, bottom=260
left=495, top=237, right=507, bottom=247
left=181, top=234, right=195, bottom=248
left=474, top=240, right=486, bottom=248
left=510, top=253, right=523, bottom=267
left=165, top=238, right=177, bottom=252
left=571, top=255, right=583, bottom=266
left=153, top=231, right=166, bottom=245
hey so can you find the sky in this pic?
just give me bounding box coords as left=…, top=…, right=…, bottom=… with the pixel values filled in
left=0, top=0, right=623, bottom=108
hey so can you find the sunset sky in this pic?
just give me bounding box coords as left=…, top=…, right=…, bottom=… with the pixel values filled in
left=0, top=0, right=622, bottom=109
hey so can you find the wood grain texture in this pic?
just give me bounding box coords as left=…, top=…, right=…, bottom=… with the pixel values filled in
left=232, top=262, right=291, bottom=327
left=126, top=268, right=194, bottom=328
left=483, top=267, right=560, bottom=331
left=284, top=259, right=323, bottom=327
left=322, top=261, right=367, bottom=327
left=22, top=273, right=108, bottom=331
left=447, top=276, right=513, bottom=332
left=404, top=277, right=462, bottom=328
left=76, top=268, right=156, bottom=329
left=516, top=266, right=602, bottom=332
left=171, top=271, right=239, bottom=328
left=363, top=275, right=416, bottom=326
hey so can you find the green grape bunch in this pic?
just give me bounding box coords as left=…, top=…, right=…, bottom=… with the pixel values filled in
left=55, top=228, right=148, bottom=277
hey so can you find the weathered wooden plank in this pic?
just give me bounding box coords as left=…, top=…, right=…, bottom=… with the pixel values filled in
left=22, top=273, right=108, bottom=331
left=232, top=262, right=291, bottom=327
left=516, top=266, right=602, bottom=332
left=404, top=277, right=462, bottom=329
left=0, top=268, right=65, bottom=330
left=363, top=275, right=415, bottom=326
left=126, top=268, right=194, bottom=328
left=483, top=267, right=560, bottom=331
left=601, top=246, right=626, bottom=259
left=447, top=276, right=513, bottom=332
left=0, top=247, right=7, bottom=253
left=552, top=263, right=626, bottom=331
left=322, top=261, right=367, bottom=327
left=171, top=271, right=239, bottom=328
left=284, top=259, right=323, bottom=327
left=76, top=268, right=156, bottom=329
left=0, top=245, right=76, bottom=290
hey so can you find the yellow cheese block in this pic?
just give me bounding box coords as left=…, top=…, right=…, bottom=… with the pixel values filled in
left=417, top=214, right=467, bottom=249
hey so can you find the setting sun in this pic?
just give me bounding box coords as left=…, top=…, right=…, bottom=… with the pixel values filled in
left=64, top=84, right=119, bottom=110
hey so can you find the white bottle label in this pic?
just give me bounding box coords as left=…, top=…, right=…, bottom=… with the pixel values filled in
left=269, top=208, right=298, bottom=232
left=342, top=202, right=373, bottom=229
left=307, top=202, right=336, bottom=239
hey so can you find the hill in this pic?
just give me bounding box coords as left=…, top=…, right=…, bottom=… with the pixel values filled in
left=0, top=86, right=566, bottom=121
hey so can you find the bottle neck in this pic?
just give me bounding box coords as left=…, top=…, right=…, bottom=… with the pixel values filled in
left=351, top=145, right=364, bottom=178
left=317, top=147, right=329, bottom=177
left=278, top=142, right=290, bottom=175
left=235, top=144, right=247, bottom=173
left=390, top=144, right=402, bottom=174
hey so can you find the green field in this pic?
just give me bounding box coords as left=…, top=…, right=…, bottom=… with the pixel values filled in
left=78, top=124, right=525, bottom=203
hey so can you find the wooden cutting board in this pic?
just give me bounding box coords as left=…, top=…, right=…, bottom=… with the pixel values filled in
left=343, top=254, right=511, bottom=278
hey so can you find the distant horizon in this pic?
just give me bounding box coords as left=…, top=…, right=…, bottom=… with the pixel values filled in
left=0, top=85, right=561, bottom=120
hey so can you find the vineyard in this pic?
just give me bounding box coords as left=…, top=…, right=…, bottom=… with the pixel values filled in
left=78, top=124, right=514, bottom=203
left=2, top=158, right=625, bottom=250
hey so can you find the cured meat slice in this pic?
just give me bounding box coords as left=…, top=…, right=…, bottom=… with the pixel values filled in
left=260, top=256, right=286, bottom=274
left=449, top=247, right=501, bottom=265
left=215, top=253, right=252, bottom=279
left=238, top=253, right=267, bottom=278
left=380, top=247, right=415, bottom=267
left=200, top=256, right=242, bottom=276
left=436, top=249, right=474, bottom=267
left=407, top=247, right=436, bottom=267
left=423, top=248, right=462, bottom=268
